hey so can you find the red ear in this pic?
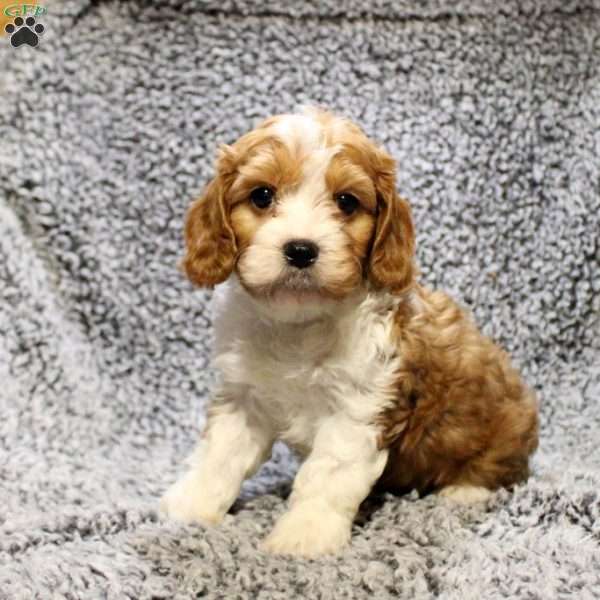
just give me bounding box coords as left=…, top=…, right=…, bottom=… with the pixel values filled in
left=367, top=152, right=416, bottom=293
left=182, top=174, right=237, bottom=287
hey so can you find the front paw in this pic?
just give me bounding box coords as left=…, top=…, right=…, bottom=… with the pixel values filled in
left=262, top=504, right=351, bottom=557
left=160, top=472, right=224, bottom=526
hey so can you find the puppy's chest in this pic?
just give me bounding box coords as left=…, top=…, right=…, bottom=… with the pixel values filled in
left=222, top=323, right=351, bottom=397
left=215, top=308, right=401, bottom=447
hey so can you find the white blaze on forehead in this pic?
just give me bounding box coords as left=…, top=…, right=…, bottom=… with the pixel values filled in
left=276, top=148, right=340, bottom=240
left=270, top=113, right=324, bottom=154
left=301, top=146, right=340, bottom=182
left=261, top=111, right=344, bottom=240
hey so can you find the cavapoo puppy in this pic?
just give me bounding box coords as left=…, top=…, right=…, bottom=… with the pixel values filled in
left=161, top=107, right=539, bottom=556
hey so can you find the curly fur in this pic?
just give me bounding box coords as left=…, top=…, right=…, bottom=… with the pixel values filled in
left=377, top=286, right=539, bottom=494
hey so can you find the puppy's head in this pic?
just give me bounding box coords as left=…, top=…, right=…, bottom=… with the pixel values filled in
left=183, top=108, right=415, bottom=319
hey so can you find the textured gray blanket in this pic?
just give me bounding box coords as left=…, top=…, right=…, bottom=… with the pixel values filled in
left=1, top=1, right=599, bottom=597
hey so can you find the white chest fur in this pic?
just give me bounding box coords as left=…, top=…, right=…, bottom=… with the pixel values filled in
left=210, top=281, right=402, bottom=454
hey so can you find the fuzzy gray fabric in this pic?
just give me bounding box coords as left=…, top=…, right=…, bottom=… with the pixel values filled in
left=1, top=1, right=599, bottom=598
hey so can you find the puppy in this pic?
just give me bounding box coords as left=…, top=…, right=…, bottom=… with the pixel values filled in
left=161, top=107, right=539, bottom=556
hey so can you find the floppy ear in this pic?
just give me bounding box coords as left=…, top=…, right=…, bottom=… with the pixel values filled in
left=367, top=152, right=416, bottom=293
left=182, top=167, right=238, bottom=288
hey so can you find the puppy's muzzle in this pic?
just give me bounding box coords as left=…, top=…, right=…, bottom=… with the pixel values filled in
left=283, top=240, right=319, bottom=269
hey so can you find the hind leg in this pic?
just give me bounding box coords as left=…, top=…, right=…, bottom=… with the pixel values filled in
left=438, top=484, right=493, bottom=504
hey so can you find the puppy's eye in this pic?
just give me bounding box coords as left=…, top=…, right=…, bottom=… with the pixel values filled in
left=336, top=193, right=359, bottom=216
left=250, top=186, right=275, bottom=209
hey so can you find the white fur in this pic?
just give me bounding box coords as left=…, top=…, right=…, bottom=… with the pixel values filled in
left=160, top=401, right=273, bottom=525
left=162, top=280, right=402, bottom=555
left=439, top=485, right=493, bottom=504
left=262, top=498, right=352, bottom=556
left=270, top=111, right=324, bottom=155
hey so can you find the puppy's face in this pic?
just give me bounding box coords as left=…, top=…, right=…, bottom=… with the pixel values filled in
left=184, top=109, right=415, bottom=320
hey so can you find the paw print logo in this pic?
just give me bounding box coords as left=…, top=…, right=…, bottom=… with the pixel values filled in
left=5, top=16, right=44, bottom=48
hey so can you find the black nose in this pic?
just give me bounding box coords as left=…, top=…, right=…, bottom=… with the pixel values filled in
left=283, top=240, right=319, bottom=269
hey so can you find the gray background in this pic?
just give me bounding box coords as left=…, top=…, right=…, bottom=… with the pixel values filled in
left=0, top=1, right=599, bottom=598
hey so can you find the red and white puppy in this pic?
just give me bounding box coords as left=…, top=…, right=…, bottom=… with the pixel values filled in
left=161, top=107, right=539, bottom=556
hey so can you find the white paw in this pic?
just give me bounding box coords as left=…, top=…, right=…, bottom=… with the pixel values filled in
left=262, top=504, right=351, bottom=557
left=438, top=484, right=493, bottom=504
left=160, top=471, right=224, bottom=526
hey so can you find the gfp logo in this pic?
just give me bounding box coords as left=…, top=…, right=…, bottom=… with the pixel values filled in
left=4, top=4, right=46, bottom=17
left=2, top=3, right=46, bottom=47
